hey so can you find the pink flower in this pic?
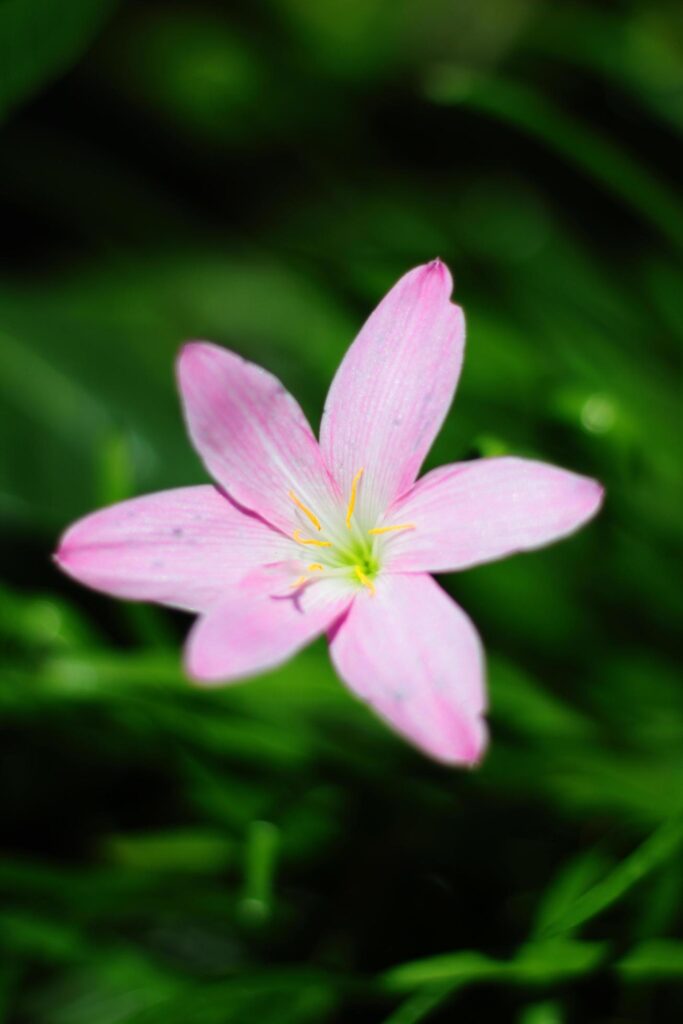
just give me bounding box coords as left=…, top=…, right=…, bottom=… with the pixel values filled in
left=55, top=261, right=603, bottom=766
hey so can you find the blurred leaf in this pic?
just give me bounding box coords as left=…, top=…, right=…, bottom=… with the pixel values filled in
left=532, top=848, right=612, bottom=939
left=383, top=949, right=500, bottom=992
left=239, top=820, right=280, bottom=925
left=540, top=816, right=683, bottom=937
left=518, top=1002, right=563, bottom=1024
left=618, top=939, right=683, bottom=980
left=0, top=584, right=96, bottom=653
left=383, top=940, right=605, bottom=993
left=0, top=253, right=350, bottom=527
left=527, top=5, right=683, bottom=132
left=0, top=0, right=117, bottom=122
left=424, top=70, right=683, bottom=248
left=103, top=829, right=234, bottom=875
left=106, top=8, right=268, bottom=145
left=273, top=0, right=398, bottom=80
left=381, top=985, right=454, bottom=1024
left=0, top=911, right=87, bottom=963
left=488, top=657, right=598, bottom=744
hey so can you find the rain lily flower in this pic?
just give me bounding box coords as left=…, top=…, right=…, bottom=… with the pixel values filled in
left=55, top=261, right=603, bottom=766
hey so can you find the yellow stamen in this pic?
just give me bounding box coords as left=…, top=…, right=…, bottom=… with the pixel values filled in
left=291, top=575, right=309, bottom=588
left=354, top=565, right=375, bottom=595
left=293, top=529, right=332, bottom=548
left=345, top=468, right=364, bottom=528
left=288, top=490, right=322, bottom=531
left=307, top=563, right=324, bottom=571
left=368, top=523, right=416, bottom=535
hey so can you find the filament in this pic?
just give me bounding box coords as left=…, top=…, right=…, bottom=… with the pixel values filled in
left=288, top=490, right=322, bottom=531
left=293, top=529, right=332, bottom=548
left=345, top=468, right=364, bottom=528
left=368, top=523, right=415, bottom=535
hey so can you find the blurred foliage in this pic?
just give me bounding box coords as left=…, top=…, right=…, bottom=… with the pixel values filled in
left=0, top=0, right=682, bottom=1021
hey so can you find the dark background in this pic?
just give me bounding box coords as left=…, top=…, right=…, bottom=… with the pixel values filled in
left=1, top=1, right=682, bottom=1021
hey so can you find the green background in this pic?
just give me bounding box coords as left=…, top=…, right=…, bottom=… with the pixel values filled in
left=1, top=1, right=681, bottom=1021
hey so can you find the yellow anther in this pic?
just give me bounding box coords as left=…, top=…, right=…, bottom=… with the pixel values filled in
left=368, top=523, right=416, bottom=535
left=345, top=468, right=364, bottom=528
left=293, top=529, right=332, bottom=548
left=291, top=575, right=309, bottom=588
left=288, top=490, right=322, bottom=531
left=307, top=563, right=324, bottom=571
left=354, top=565, right=376, bottom=595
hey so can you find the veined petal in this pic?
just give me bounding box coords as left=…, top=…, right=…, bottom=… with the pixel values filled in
left=177, top=342, right=339, bottom=535
left=385, top=457, right=604, bottom=574
left=329, top=574, right=487, bottom=766
left=186, top=574, right=351, bottom=684
left=320, top=261, right=465, bottom=519
left=55, top=486, right=290, bottom=612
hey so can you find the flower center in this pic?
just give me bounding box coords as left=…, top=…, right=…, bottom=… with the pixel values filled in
left=288, top=469, right=414, bottom=595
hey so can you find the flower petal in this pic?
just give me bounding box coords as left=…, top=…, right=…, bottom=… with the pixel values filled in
left=384, top=457, right=604, bottom=574
left=320, top=261, right=465, bottom=519
left=329, top=573, right=487, bottom=766
left=55, top=486, right=290, bottom=612
left=177, top=342, right=339, bottom=535
left=186, top=574, right=352, bottom=684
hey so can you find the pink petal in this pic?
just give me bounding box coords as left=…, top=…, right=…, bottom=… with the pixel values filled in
left=177, top=342, right=339, bottom=535
left=319, top=261, right=465, bottom=519
left=55, top=486, right=290, bottom=612
left=186, top=574, right=352, bottom=684
left=385, top=457, right=605, bottom=574
left=329, top=573, right=487, bottom=766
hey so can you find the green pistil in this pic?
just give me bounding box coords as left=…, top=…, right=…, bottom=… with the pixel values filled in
left=354, top=549, right=379, bottom=578
left=333, top=535, right=379, bottom=576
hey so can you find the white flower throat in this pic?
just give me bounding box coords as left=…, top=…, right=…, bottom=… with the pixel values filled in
left=287, top=468, right=415, bottom=594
